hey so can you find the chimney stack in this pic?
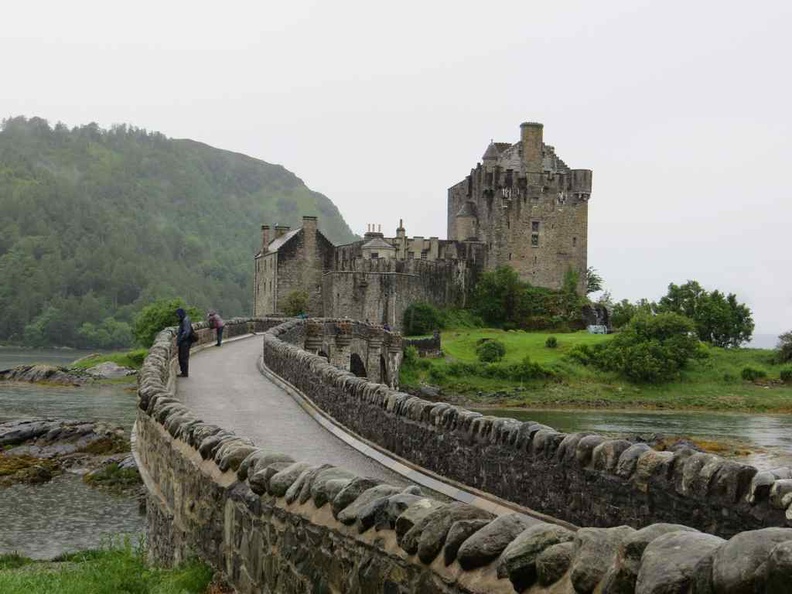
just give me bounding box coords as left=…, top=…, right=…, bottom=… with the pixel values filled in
left=261, top=225, right=270, bottom=252
left=274, top=224, right=290, bottom=239
left=520, top=121, right=544, bottom=174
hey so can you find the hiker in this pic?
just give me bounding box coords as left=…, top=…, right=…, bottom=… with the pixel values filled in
left=207, top=309, right=225, bottom=346
left=176, top=308, right=193, bottom=377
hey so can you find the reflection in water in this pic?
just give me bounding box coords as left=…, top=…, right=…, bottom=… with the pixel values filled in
left=0, top=474, right=144, bottom=559
left=477, top=408, right=792, bottom=470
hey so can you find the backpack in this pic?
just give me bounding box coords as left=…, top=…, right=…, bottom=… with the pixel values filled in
left=189, top=326, right=199, bottom=343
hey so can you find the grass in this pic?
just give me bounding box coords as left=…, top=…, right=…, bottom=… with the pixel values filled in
left=83, top=463, right=141, bottom=492
left=0, top=540, right=213, bottom=594
left=402, top=329, right=792, bottom=412
left=69, top=349, right=148, bottom=371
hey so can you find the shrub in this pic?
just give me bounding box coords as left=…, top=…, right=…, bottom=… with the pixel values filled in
left=428, top=366, right=447, bottom=383
left=566, top=343, right=597, bottom=365
left=741, top=366, right=767, bottom=382
left=545, top=336, right=558, bottom=349
left=282, top=290, right=309, bottom=316
left=403, top=302, right=443, bottom=336
left=722, top=373, right=738, bottom=383
left=780, top=367, right=792, bottom=384
left=132, top=298, right=200, bottom=348
left=777, top=331, right=792, bottom=363
left=476, top=339, right=506, bottom=363
left=403, top=345, right=419, bottom=366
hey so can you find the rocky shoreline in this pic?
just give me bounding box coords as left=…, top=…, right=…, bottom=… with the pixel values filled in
left=0, top=418, right=142, bottom=494
left=0, top=361, right=136, bottom=386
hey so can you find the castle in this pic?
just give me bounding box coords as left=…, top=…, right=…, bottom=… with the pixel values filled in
left=254, top=122, right=592, bottom=329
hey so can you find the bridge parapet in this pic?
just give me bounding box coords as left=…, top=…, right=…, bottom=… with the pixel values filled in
left=134, top=318, right=792, bottom=593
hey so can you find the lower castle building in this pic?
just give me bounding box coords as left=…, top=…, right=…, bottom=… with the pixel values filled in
left=254, top=122, right=592, bottom=330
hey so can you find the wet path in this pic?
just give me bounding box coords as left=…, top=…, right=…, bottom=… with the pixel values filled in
left=178, top=336, right=407, bottom=485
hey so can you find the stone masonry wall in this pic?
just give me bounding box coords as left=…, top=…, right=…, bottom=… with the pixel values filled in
left=136, top=318, right=792, bottom=593
left=262, top=319, right=792, bottom=539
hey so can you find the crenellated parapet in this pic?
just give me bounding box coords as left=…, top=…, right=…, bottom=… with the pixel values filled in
left=135, top=318, right=792, bottom=593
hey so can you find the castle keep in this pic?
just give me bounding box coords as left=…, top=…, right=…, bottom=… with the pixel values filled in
left=254, top=122, right=592, bottom=329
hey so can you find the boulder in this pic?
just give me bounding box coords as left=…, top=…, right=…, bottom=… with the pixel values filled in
left=636, top=531, right=724, bottom=594
left=592, top=439, right=633, bottom=472
left=712, top=527, right=792, bottom=594
left=337, top=484, right=401, bottom=526
left=415, top=503, right=494, bottom=563
left=331, top=477, right=381, bottom=518
left=615, top=444, right=651, bottom=479
left=268, top=462, right=312, bottom=497
left=376, top=492, right=428, bottom=531
left=766, top=540, right=792, bottom=594
left=84, top=361, right=134, bottom=379
left=536, top=541, right=575, bottom=586
left=456, top=513, right=537, bottom=570
left=394, top=498, right=446, bottom=539
left=310, top=467, right=357, bottom=507
left=497, top=523, right=575, bottom=590
left=443, top=519, right=491, bottom=566
left=770, top=479, right=792, bottom=509
left=248, top=461, right=292, bottom=496
left=570, top=526, right=635, bottom=594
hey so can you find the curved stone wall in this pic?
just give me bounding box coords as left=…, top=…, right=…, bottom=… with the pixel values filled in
left=261, top=318, right=792, bottom=538
left=135, top=318, right=792, bottom=593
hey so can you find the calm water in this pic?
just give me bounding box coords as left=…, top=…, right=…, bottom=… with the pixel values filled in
left=477, top=408, right=792, bottom=469
left=0, top=348, right=144, bottom=558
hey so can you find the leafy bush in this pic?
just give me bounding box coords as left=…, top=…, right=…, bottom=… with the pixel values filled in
left=476, top=339, right=506, bottom=363
left=282, top=290, right=309, bottom=316
left=545, top=336, right=558, bottom=349
left=780, top=367, right=792, bottom=384
left=428, top=366, right=447, bottom=383
left=777, top=331, right=792, bottom=363
left=132, top=298, right=200, bottom=348
left=741, top=366, right=767, bottom=381
left=403, top=345, right=419, bottom=366
left=594, top=313, right=700, bottom=383
left=403, top=302, right=443, bottom=336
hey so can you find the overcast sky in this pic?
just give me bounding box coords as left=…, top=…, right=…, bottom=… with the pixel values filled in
left=2, top=0, right=790, bottom=335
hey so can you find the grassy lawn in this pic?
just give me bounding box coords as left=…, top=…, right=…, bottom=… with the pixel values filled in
left=402, top=329, right=792, bottom=412
left=0, top=542, right=214, bottom=594
left=69, top=349, right=148, bottom=371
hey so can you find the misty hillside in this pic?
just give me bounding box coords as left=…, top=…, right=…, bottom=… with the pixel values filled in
left=0, top=116, right=356, bottom=348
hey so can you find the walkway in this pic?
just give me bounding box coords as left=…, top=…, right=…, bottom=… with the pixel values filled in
left=177, top=335, right=407, bottom=485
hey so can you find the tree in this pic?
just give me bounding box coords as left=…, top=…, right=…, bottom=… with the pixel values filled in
left=585, top=267, right=603, bottom=294
left=476, top=339, right=506, bottom=362
left=595, top=313, right=701, bottom=383
left=777, top=331, right=792, bottom=363
left=610, top=298, right=656, bottom=329
left=403, top=302, right=443, bottom=336
left=657, top=281, right=754, bottom=347
left=133, top=298, right=200, bottom=348
left=472, top=266, right=525, bottom=326
left=282, top=290, right=309, bottom=316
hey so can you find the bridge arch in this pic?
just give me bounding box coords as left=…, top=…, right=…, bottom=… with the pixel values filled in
left=349, top=352, right=367, bottom=377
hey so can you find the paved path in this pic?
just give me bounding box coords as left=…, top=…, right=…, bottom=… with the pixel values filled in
left=177, top=335, right=407, bottom=485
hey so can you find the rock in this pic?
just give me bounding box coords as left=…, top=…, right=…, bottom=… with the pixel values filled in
left=331, top=477, right=381, bottom=518
left=443, top=519, right=490, bottom=566
left=632, top=450, right=674, bottom=491
left=497, top=523, right=575, bottom=590
left=84, top=361, right=135, bottom=379
left=394, top=498, right=446, bottom=539
left=310, top=467, right=357, bottom=507
left=709, top=461, right=757, bottom=503
left=337, top=484, right=401, bottom=526
left=770, top=479, right=792, bottom=509
left=712, top=527, right=792, bottom=594
left=592, top=439, right=633, bottom=472
left=284, top=465, right=321, bottom=504
left=297, top=464, right=335, bottom=505
left=576, top=435, right=607, bottom=466
left=238, top=450, right=295, bottom=482
left=615, top=443, right=651, bottom=478
left=414, top=503, right=494, bottom=563
left=536, top=541, right=575, bottom=586
left=456, top=513, right=537, bottom=570
left=217, top=445, right=256, bottom=473
left=766, top=541, right=792, bottom=594
left=636, top=531, right=724, bottom=594
left=248, top=461, right=292, bottom=496
left=601, top=523, right=700, bottom=594
left=379, top=492, right=429, bottom=530
left=268, top=462, right=312, bottom=497
left=570, top=526, right=635, bottom=594
left=0, top=364, right=90, bottom=386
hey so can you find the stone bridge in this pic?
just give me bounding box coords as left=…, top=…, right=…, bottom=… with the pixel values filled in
left=134, top=317, right=792, bottom=593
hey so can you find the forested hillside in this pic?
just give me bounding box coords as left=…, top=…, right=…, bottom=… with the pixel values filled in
left=0, top=116, right=356, bottom=348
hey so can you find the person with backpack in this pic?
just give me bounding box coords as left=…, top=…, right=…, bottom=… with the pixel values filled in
left=207, top=309, right=225, bottom=347
left=176, top=307, right=194, bottom=377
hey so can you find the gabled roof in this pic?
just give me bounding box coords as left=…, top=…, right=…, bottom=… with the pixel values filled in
left=267, top=228, right=301, bottom=253
left=361, top=236, right=396, bottom=251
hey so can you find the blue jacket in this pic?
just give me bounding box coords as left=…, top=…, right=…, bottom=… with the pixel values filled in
left=177, top=312, right=193, bottom=345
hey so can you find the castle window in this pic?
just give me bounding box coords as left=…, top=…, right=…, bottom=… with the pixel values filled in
left=573, top=237, right=577, bottom=247
left=421, top=251, right=427, bottom=260
left=531, top=233, right=539, bottom=247
left=534, top=256, right=537, bottom=264
left=508, top=253, right=512, bottom=260
left=531, top=221, right=540, bottom=232
left=371, top=252, right=379, bottom=259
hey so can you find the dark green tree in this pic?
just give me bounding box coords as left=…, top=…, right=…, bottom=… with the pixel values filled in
left=610, top=298, right=656, bottom=329
left=133, top=298, right=201, bottom=348
left=585, top=267, right=603, bottom=294
left=777, top=331, right=792, bottom=363
left=403, top=302, right=443, bottom=336
left=657, top=281, right=754, bottom=347
left=282, top=290, right=309, bottom=316
left=472, top=266, right=526, bottom=326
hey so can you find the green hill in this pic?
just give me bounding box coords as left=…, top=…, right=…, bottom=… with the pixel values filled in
left=0, top=116, right=356, bottom=348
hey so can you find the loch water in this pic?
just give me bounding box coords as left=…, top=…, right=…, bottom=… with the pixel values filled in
left=0, top=348, right=145, bottom=559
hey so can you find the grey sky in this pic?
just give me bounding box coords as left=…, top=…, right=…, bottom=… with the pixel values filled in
left=2, top=0, right=790, bottom=334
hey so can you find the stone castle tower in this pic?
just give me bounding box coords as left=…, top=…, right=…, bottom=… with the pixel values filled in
left=447, top=122, right=592, bottom=292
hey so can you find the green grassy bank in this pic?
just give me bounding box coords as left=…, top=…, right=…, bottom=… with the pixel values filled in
left=402, top=329, right=792, bottom=412
left=0, top=542, right=216, bottom=594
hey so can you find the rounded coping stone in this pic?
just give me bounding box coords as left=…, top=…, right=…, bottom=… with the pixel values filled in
left=497, top=523, right=575, bottom=591
left=268, top=461, right=312, bottom=497
left=247, top=461, right=293, bottom=496
left=536, top=541, right=576, bottom=586
left=312, top=469, right=357, bottom=509
left=570, top=526, right=635, bottom=594
left=636, top=531, right=725, bottom=594
left=297, top=464, right=336, bottom=505
left=592, top=439, right=633, bottom=472
left=444, top=519, right=491, bottom=566
left=576, top=435, right=607, bottom=466
left=331, top=477, right=381, bottom=519
left=415, top=503, right=494, bottom=564
left=377, top=492, right=428, bottom=531
left=284, top=465, right=322, bottom=505
left=394, top=498, right=446, bottom=539
left=456, top=513, right=537, bottom=570
left=615, top=443, right=652, bottom=479
left=217, top=444, right=257, bottom=473
left=712, top=527, right=792, bottom=594
left=337, top=484, right=401, bottom=526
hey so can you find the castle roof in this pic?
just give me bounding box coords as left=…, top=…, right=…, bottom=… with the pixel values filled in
left=266, top=227, right=301, bottom=253
left=482, top=142, right=500, bottom=160
left=361, top=236, right=395, bottom=251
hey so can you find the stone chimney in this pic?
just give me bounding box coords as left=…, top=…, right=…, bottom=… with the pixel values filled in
left=520, top=121, right=544, bottom=174
left=274, top=224, right=290, bottom=239
left=302, top=215, right=318, bottom=237
left=261, top=225, right=270, bottom=252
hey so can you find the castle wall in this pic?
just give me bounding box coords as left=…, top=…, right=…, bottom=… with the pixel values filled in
left=253, top=253, right=278, bottom=317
